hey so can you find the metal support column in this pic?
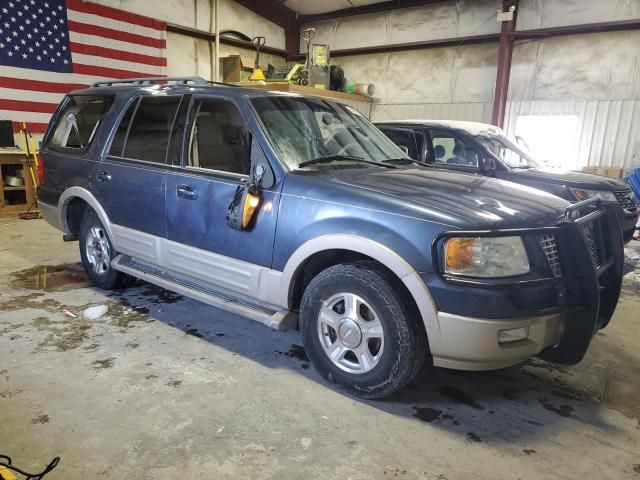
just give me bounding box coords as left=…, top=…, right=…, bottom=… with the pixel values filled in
left=491, top=0, right=518, bottom=128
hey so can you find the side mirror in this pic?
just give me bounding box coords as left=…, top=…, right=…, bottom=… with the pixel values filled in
left=226, top=164, right=265, bottom=231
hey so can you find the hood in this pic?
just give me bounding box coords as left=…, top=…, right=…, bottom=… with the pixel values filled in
left=312, top=166, right=569, bottom=230
left=507, top=167, right=628, bottom=190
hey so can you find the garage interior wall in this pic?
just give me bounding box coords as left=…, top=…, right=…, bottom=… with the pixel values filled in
left=91, top=0, right=288, bottom=74
left=302, top=0, right=640, bottom=171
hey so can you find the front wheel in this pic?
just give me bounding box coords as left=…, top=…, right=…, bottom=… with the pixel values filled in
left=300, top=262, right=426, bottom=399
left=79, top=209, right=132, bottom=290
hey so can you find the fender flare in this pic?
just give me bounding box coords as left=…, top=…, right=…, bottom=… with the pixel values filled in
left=58, top=187, right=115, bottom=246
left=275, top=234, right=441, bottom=341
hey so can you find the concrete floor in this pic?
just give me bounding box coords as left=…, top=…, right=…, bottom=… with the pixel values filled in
left=1, top=218, right=639, bottom=480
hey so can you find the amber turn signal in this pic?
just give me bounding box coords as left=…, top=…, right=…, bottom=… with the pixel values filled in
left=444, top=238, right=475, bottom=272
left=242, top=192, right=261, bottom=228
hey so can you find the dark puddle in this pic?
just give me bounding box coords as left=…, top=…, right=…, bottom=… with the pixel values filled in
left=10, top=264, right=91, bottom=292
left=185, top=328, right=204, bottom=338
left=439, top=385, right=485, bottom=410
left=412, top=407, right=460, bottom=426
left=539, top=399, right=574, bottom=418
left=276, top=344, right=310, bottom=362
left=466, top=432, right=482, bottom=443
left=523, top=449, right=536, bottom=455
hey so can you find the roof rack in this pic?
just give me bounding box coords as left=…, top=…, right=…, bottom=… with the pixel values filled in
left=92, top=76, right=209, bottom=87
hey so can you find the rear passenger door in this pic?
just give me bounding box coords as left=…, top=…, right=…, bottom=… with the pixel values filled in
left=163, top=95, right=280, bottom=293
left=96, top=94, right=182, bottom=263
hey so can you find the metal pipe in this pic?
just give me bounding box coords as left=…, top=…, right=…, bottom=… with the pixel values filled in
left=491, top=0, right=518, bottom=129
left=214, top=0, right=220, bottom=81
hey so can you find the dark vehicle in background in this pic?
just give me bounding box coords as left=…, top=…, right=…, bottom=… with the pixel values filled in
left=376, top=120, right=638, bottom=243
left=37, top=79, right=624, bottom=398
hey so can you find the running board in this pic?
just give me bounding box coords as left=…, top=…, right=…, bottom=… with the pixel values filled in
left=111, top=255, right=298, bottom=330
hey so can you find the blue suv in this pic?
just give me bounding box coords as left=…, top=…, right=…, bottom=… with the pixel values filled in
left=38, top=77, right=624, bottom=398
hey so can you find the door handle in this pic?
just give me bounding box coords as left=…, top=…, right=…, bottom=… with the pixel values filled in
left=96, top=170, right=112, bottom=182
left=177, top=184, right=198, bottom=200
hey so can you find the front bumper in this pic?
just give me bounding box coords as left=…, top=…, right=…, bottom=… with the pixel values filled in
left=431, top=311, right=563, bottom=370
left=426, top=199, right=623, bottom=370
left=618, top=206, right=638, bottom=243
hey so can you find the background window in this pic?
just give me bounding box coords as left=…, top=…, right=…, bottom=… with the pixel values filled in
left=431, top=132, right=479, bottom=167
left=119, top=96, right=181, bottom=163
left=188, top=99, right=250, bottom=175
left=51, top=95, right=113, bottom=150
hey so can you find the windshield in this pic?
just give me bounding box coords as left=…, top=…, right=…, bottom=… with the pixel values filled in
left=478, top=135, right=541, bottom=169
left=251, top=96, right=407, bottom=170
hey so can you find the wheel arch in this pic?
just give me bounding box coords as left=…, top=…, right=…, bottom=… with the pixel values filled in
left=58, top=187, right=115, bottom=244
left=277, top=235, right=440, bottom=341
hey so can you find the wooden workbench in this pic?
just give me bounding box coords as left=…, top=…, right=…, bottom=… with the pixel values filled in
left=0, top=148, right=36, bottom=217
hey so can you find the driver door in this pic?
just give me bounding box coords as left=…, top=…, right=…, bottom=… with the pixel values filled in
left=164, top=95, right=281, bottom=294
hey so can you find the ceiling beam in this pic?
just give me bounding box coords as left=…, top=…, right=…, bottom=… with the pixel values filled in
left=299, top=0, right=450, bottom=23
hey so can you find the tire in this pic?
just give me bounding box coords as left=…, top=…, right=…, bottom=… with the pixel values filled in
left=300, top=261, right=427, bottom=399
left=79, top=208, right=132, bottom=290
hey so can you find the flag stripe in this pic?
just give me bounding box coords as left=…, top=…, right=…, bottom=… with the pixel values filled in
left=1, top=87, right=66, bottom=104
left=66, top=0, right=166, bottom=31
left=0, top=65, right=140, bottom=86
left=1, top=110, right=55, bottom=124
left=71, top=53, right=163, bottom=75
left=73, top=63, right=158, bottom=79
left=0, top=99, right=59, bottom=114
left=70, top=42, right=167, bottom=67
left=69, top=31, right=165, bottom=59
left=67, top=20, right=166, bottom=49
left=12, top=122, right=50, bottom=134
left=66, top=8, right=167, bottom=41
left=0, top=77, right=88, bottom=94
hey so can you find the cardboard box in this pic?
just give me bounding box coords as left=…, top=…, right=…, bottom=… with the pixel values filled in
left=581, top=166, right=624, bottom=179
left=222, top=56, right=255, bottom=83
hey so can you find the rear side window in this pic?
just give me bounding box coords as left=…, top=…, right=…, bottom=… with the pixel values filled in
left=50, top=95, right=113, bottom=151
left=430, top=130, right=479, bottom=168
left=109, top=96, right=181, bottom=163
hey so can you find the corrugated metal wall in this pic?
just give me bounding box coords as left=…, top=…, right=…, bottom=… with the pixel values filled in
left=371, top=100, right=640, bottom=171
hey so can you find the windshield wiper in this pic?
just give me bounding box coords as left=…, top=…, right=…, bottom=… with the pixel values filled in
left=298, top=155, right=397, bottom=169
left=383, top=158, right=431, bottom=167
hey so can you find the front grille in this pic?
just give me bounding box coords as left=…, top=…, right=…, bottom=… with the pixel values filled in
left=538, top=234, right=562, bottom=277
left=581, top=221, right=601, bottom=267
left=614, top=189, right=636, bottom=210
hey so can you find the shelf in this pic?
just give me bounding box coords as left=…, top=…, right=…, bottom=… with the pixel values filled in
left=3, top=186, right=26, bottom=191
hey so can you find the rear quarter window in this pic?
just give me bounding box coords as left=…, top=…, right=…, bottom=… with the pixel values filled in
left=49, top=95, right=113, bottom=152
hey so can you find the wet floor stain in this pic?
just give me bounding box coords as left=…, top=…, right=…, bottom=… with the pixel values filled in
left=276, top=344, right=310, bottom=363
left=439, top=385, right=485, bottom=410
left=166, top=380, right=182, bottom=388
left=185, top=328, right=203, bottom=338
left=92, top=358, right=115, bottom=369
left=466, top=432, right=481, bottom=443
left=632, top=464, right=640, bottom=475
left=523, top=449, right=536, bottom=455
left=33, top=315, right=91, bottom=352
left=539, top=399, right=574, bottom=418
left=31, top=414, right=50, bottom=424
left=412, top=407, right=461, bottom=426
left=10, top=264, right=91, bottom=292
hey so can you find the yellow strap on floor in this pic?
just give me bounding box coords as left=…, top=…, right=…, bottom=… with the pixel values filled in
left=0, top=465, right=18, bottom=480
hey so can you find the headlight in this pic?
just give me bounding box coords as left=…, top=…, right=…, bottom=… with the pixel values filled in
left=569, top=188, right=617, bottom=202
left=444, top=236, right=530, bottom=278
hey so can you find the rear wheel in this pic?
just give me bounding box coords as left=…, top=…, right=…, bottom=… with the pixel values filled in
left=79, top=209, right=132, bottom=290
left=300, top=262, right=426, bottom=399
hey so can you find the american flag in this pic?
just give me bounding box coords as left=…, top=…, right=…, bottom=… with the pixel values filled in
left=0, top=0, right=166, bottom=134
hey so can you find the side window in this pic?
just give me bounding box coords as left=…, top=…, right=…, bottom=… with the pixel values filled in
left=110, top=96, right=181, bottom=163
left=430, top=130, right=479, bottom=168
left=108, top=99, right=138, bottom=157
left=50, top=95, right=113, bottom=151
left=187, top=98, right=250, bottom=175
left=379, top=128, right=416, bottom=159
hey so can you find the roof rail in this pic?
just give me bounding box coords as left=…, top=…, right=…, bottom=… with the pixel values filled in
left=91, top=76, right=208, bottom=87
